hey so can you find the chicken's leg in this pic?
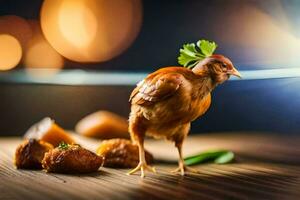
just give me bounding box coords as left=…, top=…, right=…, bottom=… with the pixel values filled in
left=171, top=139, right=198, bottom=175
left=127, top=118, right=155, bottom=178
left=127, top=139, right=156, bottom=177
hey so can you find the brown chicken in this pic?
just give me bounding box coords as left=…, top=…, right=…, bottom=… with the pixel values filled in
left=128, top=54, right=241, bottom=177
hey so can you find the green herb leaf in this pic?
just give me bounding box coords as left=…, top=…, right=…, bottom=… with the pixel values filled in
left=58, top=141, right=69, bottom=150
left=178, top=39, right=218, bottom=69
left=197, top=40, right=217, bottom=57
left=184, top=150, right=234, bottom=166
left=214, top=151, right=234, bottom=164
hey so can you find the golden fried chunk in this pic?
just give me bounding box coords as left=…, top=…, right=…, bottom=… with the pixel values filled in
left=96, top=139, right=153, bottom=168
left=42, top=143, right=103, bottom=174
left=15, top=139, right=53, bottom=169
left=24, top=117, right=75, bottom=147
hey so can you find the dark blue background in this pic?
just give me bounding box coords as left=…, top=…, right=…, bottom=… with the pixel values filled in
left=1, top=77, right=299, bottom=135
left=0, top=0, right=300, bottom=135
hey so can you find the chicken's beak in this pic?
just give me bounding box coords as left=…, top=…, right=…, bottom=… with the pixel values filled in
left=228, top=67, right=242, bottom=78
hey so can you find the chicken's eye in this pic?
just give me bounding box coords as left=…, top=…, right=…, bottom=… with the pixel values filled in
left=221, top=63, right=227, bottom=71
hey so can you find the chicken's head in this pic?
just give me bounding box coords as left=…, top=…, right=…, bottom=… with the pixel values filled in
left=192, top=54, right=241, bottom=84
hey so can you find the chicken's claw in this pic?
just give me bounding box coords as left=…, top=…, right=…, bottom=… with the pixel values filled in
left=171, top=165, right=199, bottom=176
left=127, top=162, right=156, bottom=178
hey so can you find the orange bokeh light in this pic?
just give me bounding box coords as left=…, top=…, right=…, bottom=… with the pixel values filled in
left=58, top=0, right=97, bottom=49
left=0, top=34, right=22, bottom=71
left=23, top=20, right=64, bottom=75
left=40, top=0, right=142, bottom=62
left=0, top=15, right=32, bottom=48
left=25, top=41, right=64, bottom=69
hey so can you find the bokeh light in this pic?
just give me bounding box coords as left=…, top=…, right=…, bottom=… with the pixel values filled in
left=216, top=3, right=300, bottom=67
left=41, top=0, right=142, bottom=62
left=0, top=15, right=32, bottom=48
left=24, top=20, right=64, bottom=77
left=0, top=34, right=22, bottom=71
left=25, top=41, right=64, bottom=69
left=58, top=0, right=97, bottom=49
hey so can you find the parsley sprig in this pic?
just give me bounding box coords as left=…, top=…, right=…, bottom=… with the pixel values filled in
left=178, top=39, right=218, bottom=69
left=58, top=141, right=69, bottom=150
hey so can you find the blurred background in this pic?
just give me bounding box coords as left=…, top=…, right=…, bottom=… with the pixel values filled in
left=0, top=0, right=300, bottom=135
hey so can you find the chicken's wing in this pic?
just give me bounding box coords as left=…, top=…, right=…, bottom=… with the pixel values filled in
left=130, top=69, right=184, bottom=105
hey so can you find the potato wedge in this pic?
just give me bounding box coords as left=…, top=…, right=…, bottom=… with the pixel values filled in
left=24, top=117, right=75, bottom=147
left=75, top=111, right=129, bottom=139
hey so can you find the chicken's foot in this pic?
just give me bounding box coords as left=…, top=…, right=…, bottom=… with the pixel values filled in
left=171, top=163, right=199, bottom=175
left=127, top=141, right=156, bottom=178
left=171, top=143, right=198, bottom=175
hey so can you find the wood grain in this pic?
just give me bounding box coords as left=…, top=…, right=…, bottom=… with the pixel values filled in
left=1, top=133, right=300, bottom=200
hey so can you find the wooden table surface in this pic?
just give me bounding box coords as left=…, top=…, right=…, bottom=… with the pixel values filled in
left=1, top=133, right=300, bottom=200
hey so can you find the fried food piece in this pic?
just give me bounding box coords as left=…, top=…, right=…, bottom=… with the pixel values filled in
left=24, top=117, right=75, bottom=147
left=15, top=139, right=53, bottom=169
left=75, top=111, right=129, bottom=139
left=96, top=139, right=153, bottom=168
left=42, top=143, right=103, bottom=173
